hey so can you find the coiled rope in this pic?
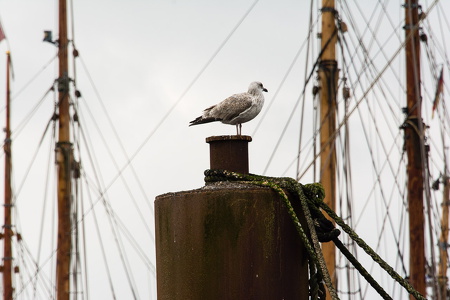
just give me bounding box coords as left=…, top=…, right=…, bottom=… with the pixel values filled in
left=204, top=169, right=426, bottom=300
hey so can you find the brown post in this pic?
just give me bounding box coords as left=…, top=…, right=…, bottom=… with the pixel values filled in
left=404, top=0, right=426, bottom=298
left=319, top=0, right=338, bottom=294
left=155, top=136, right=309, bottom=299
left=155, top=186, right=309, bottom=300
left=56, top=0, right=72, bottom=299
left=206, top=135, right=251, bottom=174
left=3, top=51, right=13, bottom=300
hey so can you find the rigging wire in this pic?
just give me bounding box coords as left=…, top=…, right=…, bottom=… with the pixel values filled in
left=72, top=98, right=156, bottom=294
left=9, top=86, right=53, bottom=141
left=11, top=112, right=56, bottom=206
left=297, top=0, right=440, bottom=181
left=71, top=74, right=154, bottom=240
left=339, top=25, right=407, bottom=248
left=31, top=110, right=56, bottom=299
left=296, top=0, right=316, bottom=180
left=262, top=28, right=339, bottom=175
left=61, top=3, right=264, bottom=245
left=251, top=10, right=321, bottom=137
left=74, top=111, right=138, bottom=299
left=77, top=57, right=155, bottom=218
left=0, top=54, right=58, bottom=114
left=110, top=0, right=261, bottom=184
left=340, top=0, right=404, bottom=127
left=80, top=176, right=118, bottom=299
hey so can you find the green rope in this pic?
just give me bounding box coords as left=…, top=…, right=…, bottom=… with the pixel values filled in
left=205, top=169, right=339, bottom=299
left=204, top=169, right=426, bottom=300
left=332, top=238, right=392, bottom=300
left=315, top=198, right=426, bottom=300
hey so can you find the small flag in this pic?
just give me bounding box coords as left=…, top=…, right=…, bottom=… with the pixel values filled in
left=432, top=67, right=444, bottom=119
left=43, top=30, right=55, bottom=44
left=0, top=21, right=6, bottom=42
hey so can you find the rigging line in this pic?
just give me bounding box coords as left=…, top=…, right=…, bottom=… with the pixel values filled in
left=71, top=105, right=142, bottom=298
left=346, top=43, right=403, bottom=130
left=72, top=96, right=154, bottom=240
left=341, top=0, right=406, bottom=98
left=297, top=0, right=440, bottom=181
left=11, top=114, right=56, bottom=206
left=76, top=170, right=156, bottom=274
left=13, top=209, right=57, bottom=296
left=251, top=9, right=321, bottom=136
left=77, top=57, right=155, bottom=217
left=340, top=36, right=407, bottom=206
left=76, top=168, right=156, bottom=272
left=87, top=175, right=140, bottom=300
left=282, top=133, right=317, bottom=177
left=73, top=120, right=155, bottom=278
left=436, top=1, right=450, bottom=63
left=10, top=85, right=53, bottom=140
left=111, top=209, right=156, bottom=273
left=77, top=1, right=260, bottom=213
left=72, top=173, right=81, bottom=297
left=348, top=0, right=401, bottom=53
left=95, top=0, right=261, bottom=187
left=15, top=240, right=56, bottom=298
left=33, top=117, right=56, bottom=294
left=296, top=0, right=316, bottom=180
left=340, top=3, right=405, bottom=125
left=80, top=176, right=117, bottom=299
left=69, top=0, right=77, bottom=84
left=79, top=182, right=90, bottom=300
left=71, top=1, right=263, bottom=229
left=74, top=121, right=140, bottom=299
left=72, top=108, right=90, bottom=300
left=352, top=131, right=406, bottom=227
left=262, top=28, right=339, bottom=175
left=0, top=54, right=58, bottom=113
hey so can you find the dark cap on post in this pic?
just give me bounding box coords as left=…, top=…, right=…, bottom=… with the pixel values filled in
left=206, top=135, right=252, bottom=174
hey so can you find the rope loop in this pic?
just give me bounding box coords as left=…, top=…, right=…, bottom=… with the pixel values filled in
left=204, top=169, right=426, bottom=300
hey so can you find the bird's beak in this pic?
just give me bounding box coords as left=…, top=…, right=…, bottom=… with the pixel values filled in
left=263, top=88, right=268, bottom=92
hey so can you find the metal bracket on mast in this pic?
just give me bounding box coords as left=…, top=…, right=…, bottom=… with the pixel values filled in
left=57, top=73, right=70, bottom=93
left=320, top=6, right=338, bottom=15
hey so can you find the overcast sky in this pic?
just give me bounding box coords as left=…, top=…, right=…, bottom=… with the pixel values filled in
left=0, top=0, right=449, bottom=299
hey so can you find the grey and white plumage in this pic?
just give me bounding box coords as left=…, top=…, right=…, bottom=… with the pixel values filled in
left=189, top=81, right=268, bottom=135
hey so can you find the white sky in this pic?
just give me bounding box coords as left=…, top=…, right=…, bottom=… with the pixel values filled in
left=0, top=0, right=449, bottom=299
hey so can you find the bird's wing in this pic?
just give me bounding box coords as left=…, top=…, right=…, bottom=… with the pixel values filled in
left=211, top=93, right=253, bottom=122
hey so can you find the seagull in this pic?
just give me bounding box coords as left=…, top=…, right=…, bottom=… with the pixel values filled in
left=189, top=81, right=268, bottom=135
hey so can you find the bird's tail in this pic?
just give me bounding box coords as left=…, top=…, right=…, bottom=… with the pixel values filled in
left=189, top=116, right=220, bottom=126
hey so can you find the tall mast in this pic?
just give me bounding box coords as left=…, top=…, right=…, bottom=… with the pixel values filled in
left=56, top=0, right=72, bottom=298
left=319, top=0, right=338, bottom=293
left=438, top=173, right=449, bottom=299
left=2, top=51, right=13, bottom=300
left=403, top=0, right=426, bottom=298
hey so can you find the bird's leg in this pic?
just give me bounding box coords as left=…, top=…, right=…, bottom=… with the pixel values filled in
left=235, top=124, right=242, bottom=135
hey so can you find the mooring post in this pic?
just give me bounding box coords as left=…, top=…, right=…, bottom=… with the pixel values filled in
left=206, top=135, right=251, bottom=174
left=155, top=135, right=309, bottom=299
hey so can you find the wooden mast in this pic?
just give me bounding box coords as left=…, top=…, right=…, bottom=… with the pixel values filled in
left=404, top=0, right=426, bottom=298
left=2, top=51, right=13, bottom=300
left=56, top=0, right=72, bottom=298
left=438, top=173, right=449, bottom=299
left=319, top=0, right=338, bottom=293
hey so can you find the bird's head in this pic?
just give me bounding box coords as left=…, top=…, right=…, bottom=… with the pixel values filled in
left=248, top=81, right=268, bottom=94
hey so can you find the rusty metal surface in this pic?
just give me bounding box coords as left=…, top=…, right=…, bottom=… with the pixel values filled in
left=155, top=184, right=308, bottom=299
left=206, top=135, right=252, bottom=174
